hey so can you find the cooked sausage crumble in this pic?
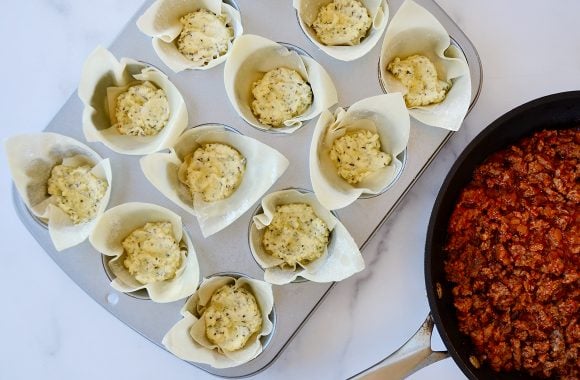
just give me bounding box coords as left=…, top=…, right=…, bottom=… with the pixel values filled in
left=444, top=128, right=579, bottom=379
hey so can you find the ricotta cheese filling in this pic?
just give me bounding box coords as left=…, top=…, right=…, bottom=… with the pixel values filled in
left=386, top=55, right=451, bottom=108
left=204, top=284, right=262, bottom=352
left=179, top=143, right=246, bottom=202
left=47, top=164, right=108, bottom=224
left=329, top=129, right=392, bottom=184
left=176, top=9, right=234, bottom=66
left=121, top=222, right=183, bottom=284
left=251, top=67, right=313, bottom=127
left=312, top=0, right=372, bottom=46
left=114, top=81, right=170, bottom=136
left=262, top=203, right=330, bottom=268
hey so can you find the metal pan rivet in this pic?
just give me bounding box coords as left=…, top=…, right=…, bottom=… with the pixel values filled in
left=469, top=355, right=481, bottom=368
left=436, top=282, right=443, bottom=299
left=106, top=293, right=119, bottom=305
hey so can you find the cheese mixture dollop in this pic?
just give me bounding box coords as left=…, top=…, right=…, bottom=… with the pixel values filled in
left=329, top=130, right=392, bottom=184
left=312, top=0, right=372, bottom=46
left=204, top=284, right=263, bottom=352
left=115, top=81, right=170, bottom=136
left=387, top=55, right=451, bottom=107
left=178, top=143, right=246, bottom=202
left=47, top=164, right=108, bottom=224
left=122, top=222, right=183, bottom=284
left=262, top=203, right=330, bottom=267
left=176, top=9, right=234, bottom=66
left=251, top=67, right=313, bottom=127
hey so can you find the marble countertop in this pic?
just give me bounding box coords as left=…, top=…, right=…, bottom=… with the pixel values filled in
left=1, top=1, right=578, bottom=379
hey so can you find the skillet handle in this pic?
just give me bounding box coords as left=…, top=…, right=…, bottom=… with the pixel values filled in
left=347, top=313, right=449, bottom=380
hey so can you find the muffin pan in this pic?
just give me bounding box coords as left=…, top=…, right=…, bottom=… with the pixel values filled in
left=11, top=0, right=482, bottom=377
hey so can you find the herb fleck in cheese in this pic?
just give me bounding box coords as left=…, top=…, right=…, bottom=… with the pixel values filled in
left=312, top=0, right=372, bottom=46
left=330, top=130, right=391, bottom=184
left=251, top=67, right=313, bottom=127
left=263, top=203, right=330, bottom=268
left=47, top=164, right=108, bottom=224
left=122, top=222, right=183, bottom=284
left=204, top=284, right=262, bottom=352
left=178, top=143, right=246, bottom=202
left=115, top=81, right=170, bottom=136
left=387, top=55, right=451, bottom=107
left=177, top=9, right=233, bottom=66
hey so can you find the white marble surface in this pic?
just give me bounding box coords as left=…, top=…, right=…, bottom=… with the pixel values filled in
left=1, top=1, right=579, bottom=379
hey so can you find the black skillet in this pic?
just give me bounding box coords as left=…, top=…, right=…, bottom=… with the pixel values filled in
left=426, top=90, right=580, bottom=379
left=349, top=91, right=580, bottom=379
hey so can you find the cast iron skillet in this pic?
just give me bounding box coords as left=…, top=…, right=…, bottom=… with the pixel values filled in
left=350, top=91, right=580, bottom=379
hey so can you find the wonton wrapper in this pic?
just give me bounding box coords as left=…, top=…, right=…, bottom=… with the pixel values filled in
left=310, top=94, right=409, bottom=210
left=379, top=0, right=471, bottom=131
left=4, top=133, right=112, bottom=251
left=163, top=275, right=274, bottom=368
left=224, top=34, right=338, bottom=133
left=250, top=189, right=364, bottom=285
left=293, top=0, right=389, bottom=61
left=137, top=0, right=243, bottom=73
left=78, top=46, right=188, bottom=155
left=89, top=202, right=200, bottom=303
left=140, top=124, right=289, bottom=237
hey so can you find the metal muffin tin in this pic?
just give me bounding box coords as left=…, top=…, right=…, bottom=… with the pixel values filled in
left=11, top=0, right=482, bottom=378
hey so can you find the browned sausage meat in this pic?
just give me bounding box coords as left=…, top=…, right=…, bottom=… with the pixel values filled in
left=444, top=128, right=579, bottom=379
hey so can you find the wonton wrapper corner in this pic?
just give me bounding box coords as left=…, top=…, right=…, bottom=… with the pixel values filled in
left=310, top=93, right=410, bottom=210
left=224, top=34, right=338, bottom=133
left=140, top=124, right=289, bottom=237
left=250, top=189, right=364, bottom=285
left=379, top=0, right=471, bottom=131
left=136, top=0, right=243, bottom=73
left=162, top=275, right=274, bottom=368
left=88, top=202, right=200, bottom=303
left=78, top=46, right=188, bottom=155
left=293, top=0, right=389, bottom=61
left=4, top=132, right=113, bottom=251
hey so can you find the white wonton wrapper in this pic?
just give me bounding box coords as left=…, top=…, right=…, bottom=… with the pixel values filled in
left=379, top=0, right=471, bottom=131
left=293, top=0, right=389, bottom=61
left=310, top=94, right=409, bottom=210
left=4, top=133, right=112, bottom=251
left=89, top=202, right=200, bottom=303
left=250, top=189, right=364, bottom=285
left=140, top=124, right=289, bottom=237
left=224, top=34, right=338, bottom=134
left=163, top=275, right=274, bottom=368
left=78, top=46, right=188, bottom=155
left=136, top=0, right=243, bottom=73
